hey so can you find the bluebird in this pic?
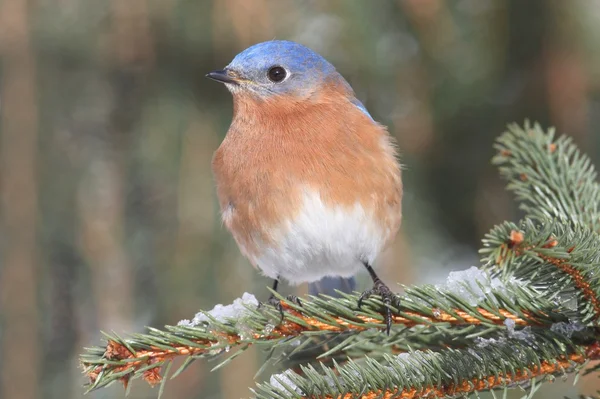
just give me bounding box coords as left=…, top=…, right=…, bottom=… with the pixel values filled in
left=207, top=40, right=402, bottom=332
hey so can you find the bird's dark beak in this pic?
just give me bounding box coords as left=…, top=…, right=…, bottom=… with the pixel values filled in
left=205, top=69, right=239, bottom=84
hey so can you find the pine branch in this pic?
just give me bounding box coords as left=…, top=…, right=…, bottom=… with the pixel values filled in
left=254, top=332, right=600, bottom=399
left=79, top=122, right=600, bottom=398
left=81, top=280, right=565, bottom=392
left=481, top=219, right=600, bottom=322
left=493, top=121, right=600, bottom=231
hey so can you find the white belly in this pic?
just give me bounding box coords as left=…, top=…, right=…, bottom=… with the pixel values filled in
left=254, top=191, right=386, bottom=284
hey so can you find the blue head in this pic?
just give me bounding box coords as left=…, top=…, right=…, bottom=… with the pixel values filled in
left=207, top=40, right=347, bottom=100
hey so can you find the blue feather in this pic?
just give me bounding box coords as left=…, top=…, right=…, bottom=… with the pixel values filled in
left=308, top=277, right=356, bottom=298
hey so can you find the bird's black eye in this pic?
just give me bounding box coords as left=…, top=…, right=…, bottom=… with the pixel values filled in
left=267, top=66, right=287, bottom=83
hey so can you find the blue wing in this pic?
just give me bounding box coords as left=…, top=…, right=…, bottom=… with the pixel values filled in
left=350, top=98, right=374, bottom=121
left=308, top=277, right=356, bottom=298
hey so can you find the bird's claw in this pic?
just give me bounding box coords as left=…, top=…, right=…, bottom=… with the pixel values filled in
left=260, top=294, right=302, bottom=322
left=285, top=295, right=303, bottom=307
left=358, top=281, right=400, bottom=335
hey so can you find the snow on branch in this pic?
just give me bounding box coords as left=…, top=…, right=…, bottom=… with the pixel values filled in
left=80, top=122, right=600, bottom=398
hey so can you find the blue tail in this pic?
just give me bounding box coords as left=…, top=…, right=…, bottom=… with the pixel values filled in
left=308, top=277, right=356, bottom=298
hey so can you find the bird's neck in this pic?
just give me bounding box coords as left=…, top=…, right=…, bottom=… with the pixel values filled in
left=230, top=83, right=356, bottom=132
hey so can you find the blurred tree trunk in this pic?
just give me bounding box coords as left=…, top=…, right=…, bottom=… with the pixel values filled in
left=544, top=2, right=589, bottom=145
left=78, top=0, right=156, bottom=339
left=0, top=1, right=40, bottom=399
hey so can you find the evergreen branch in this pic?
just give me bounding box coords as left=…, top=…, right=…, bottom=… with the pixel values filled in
left=81, top=278, right=567, bottom=392
left=79, top=122, right=600, bottom=397
left=254, top=333, right=600, bottom=399
left=481, top=219, right=600, bottom=322
left=493, top=121, right=600, bottom=230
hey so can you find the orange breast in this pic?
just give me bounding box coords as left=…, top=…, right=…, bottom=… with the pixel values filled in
left=211, top=87, right=402, bottom=263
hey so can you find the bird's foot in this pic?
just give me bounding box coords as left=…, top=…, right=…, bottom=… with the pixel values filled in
left=358, top=281, right=400, bottom=335
left=260, top=294, right=302, bottom=322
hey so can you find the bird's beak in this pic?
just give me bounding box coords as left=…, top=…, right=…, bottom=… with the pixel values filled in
left=205, top=69, right=239, bottom=84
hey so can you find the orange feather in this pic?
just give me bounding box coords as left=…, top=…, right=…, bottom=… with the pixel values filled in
left=212, top=81, right=402, bottom=266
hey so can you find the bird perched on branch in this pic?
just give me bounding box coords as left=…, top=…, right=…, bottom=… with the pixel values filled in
left=207, top=40, right=403, bottom=332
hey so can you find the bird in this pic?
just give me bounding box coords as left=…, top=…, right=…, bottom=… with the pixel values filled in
left=207, top=40, right=403, bottom=333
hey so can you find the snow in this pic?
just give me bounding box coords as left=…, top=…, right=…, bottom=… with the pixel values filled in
left=504, top=318, right=534, bottom=341
left=264, top=324, right=275, bottom=334
left=475, top=336, right=505, bottom=348
left=504, top=318, right=515, bottom=331
left=558, top=295, right=578, bottom=311
left=476, top=317, right=535, bottom=348
left=269, top=370, right=304, bottom=395
left=435, top=266, right=511, bottom=306
left=550, top=321, right=585, bottom=338
left=178, top=292, right=259, bottom=327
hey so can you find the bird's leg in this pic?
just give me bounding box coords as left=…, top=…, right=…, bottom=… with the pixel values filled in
left=266, top=278, right=302, bottom=306
left=266, top=278, right=281, bottom=306
left=357, top=263, right=400, bottom=335
left=261, top=278, right=302, bottom=322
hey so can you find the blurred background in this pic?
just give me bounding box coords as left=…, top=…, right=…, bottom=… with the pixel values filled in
left=1, top=0, right=600, bottom=398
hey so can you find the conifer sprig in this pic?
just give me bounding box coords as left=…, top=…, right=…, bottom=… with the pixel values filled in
left=254, top=333, right=600, bottom=399
left=481, top=219, right=600, bottom=322
left=79, top=122, right=600, bottom=398
left=81, top=283, right=563, bottom=392
left=493, top=121, right=600, bottom=230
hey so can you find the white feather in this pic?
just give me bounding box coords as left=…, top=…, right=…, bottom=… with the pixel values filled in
left=254, top=190, right=385, bottom=284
